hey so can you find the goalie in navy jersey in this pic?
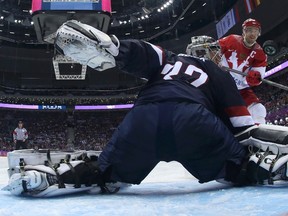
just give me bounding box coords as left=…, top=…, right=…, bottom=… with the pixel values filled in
left=54, top=20, right=256, bottom=186
left=5, top=20, right=288, bottom=196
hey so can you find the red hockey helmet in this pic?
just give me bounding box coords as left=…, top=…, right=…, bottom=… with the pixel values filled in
left=242, top=18, right=261, bottom=30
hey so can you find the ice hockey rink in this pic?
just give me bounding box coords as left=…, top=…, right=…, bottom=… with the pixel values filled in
left=0, top=156, right=288, bottom=216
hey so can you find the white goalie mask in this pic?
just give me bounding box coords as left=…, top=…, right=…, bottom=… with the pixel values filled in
left=186, top=35, right=221, bottom=64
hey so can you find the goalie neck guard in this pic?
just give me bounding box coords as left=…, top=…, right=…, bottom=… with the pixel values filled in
left=186, top=35, right=221, bottom=64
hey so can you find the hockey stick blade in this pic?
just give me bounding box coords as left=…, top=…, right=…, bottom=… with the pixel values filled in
left=221, top=66, right=288, bottom=91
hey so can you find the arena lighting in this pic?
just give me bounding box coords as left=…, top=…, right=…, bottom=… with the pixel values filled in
left=0, top=104, right=65, bottom=110
left=0, top=103, right=38, bottom=110
left=0, top=103, right=134, bottom=110
left=264, top=60, right=288, bottom=78
left=157, top=0, right=174, bottom=12
left=75, top=104, right=134, bottom=110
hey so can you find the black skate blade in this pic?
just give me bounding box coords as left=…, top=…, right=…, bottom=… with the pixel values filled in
left=65, top=20, right=100, bottom=43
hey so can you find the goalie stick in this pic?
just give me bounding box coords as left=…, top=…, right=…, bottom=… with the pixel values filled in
left=221, top=66, right=288, bottom=91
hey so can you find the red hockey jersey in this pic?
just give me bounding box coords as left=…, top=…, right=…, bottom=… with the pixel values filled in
left=218, top=34, right=267, bottom=90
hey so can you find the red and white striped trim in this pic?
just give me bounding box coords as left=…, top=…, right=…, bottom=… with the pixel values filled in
left=230, top=116, right=255, bottom=127
left=225, top=105, right=254, bottom=127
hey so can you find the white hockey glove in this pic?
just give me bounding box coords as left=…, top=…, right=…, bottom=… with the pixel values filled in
left=55, top=20, right=120, bottom=71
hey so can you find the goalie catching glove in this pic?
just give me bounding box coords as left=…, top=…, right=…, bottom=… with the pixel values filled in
left=55, top=20, right=120, bottom=71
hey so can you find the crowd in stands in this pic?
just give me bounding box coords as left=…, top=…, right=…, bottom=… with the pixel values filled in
left=0, top=85, right=141, bottom=105
left=0, top=93, right=137, bottom=105
left=0, top=109, right=127, bottom=152
left=0, top=111, right=67, bottom=151
left=73, top=111, right=127, bottom=151
left=254, top=72, right=288, bottom=125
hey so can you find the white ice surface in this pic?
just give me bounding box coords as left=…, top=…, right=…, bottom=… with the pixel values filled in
left=1, top=156, right=288, bottom=216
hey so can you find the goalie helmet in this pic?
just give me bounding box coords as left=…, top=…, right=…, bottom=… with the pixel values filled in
left=186, top=35, right=221, bottom=64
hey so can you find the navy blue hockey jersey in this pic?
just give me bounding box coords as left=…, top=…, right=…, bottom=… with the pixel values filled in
left=115, top=40, right=254, bottom=133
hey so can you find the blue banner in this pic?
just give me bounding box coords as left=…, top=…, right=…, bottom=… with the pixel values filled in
left=42, top=2, right=102, bottom=11
left=38, top=105, right=66, bottom=110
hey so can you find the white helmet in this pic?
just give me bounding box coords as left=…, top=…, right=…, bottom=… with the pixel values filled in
left=6, top=170, right=48, bottom=195
left=186, top=35, right=221, bottom=64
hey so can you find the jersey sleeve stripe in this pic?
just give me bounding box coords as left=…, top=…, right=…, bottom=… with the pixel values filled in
left=224, top=106, right=251, bottom=117
left=147, top=42, right=163, bottom=66
left=225, top=106, right=254, bottom=127
left=229, top=116, right=255, bottom=127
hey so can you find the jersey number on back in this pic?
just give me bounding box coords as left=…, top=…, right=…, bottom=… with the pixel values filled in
left=161, top=61, right=208, bottom=87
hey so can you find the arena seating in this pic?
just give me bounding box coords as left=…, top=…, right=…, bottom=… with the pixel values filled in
left=0, top=109, right=127, bottom=152
left=254, top=72, right=288, bottom=125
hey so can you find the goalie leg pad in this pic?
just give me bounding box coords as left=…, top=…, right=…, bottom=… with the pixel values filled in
left=236, top=124, right=288, bottom=154
left=237, top=124, right=288, bottom=144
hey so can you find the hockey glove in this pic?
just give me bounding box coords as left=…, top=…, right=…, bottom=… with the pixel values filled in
left=55, top=20, right=119, bottom=71
left=246, top=70, right=262, bottom=87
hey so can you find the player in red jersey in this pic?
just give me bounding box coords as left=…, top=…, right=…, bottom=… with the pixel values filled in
left=218, top=18, right=267, bottom=124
